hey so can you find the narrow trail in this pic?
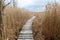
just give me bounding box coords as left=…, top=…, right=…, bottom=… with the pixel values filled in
left=17, top=16, right=36, bottom=40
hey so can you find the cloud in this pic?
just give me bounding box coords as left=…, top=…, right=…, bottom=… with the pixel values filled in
left=22, top=5, right=45, bottom=12
left=5, top=0, right=60, bottom=12
left=17, top=0, right=34, bottom=8
left=16, top=0, right=58, bottom=12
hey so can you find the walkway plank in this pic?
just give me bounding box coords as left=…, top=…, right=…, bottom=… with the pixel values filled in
left=17, top=16, right=36, bottom=40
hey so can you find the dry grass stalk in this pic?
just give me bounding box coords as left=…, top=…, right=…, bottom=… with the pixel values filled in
left=3, top=7, right=33, bottom=40
left=32, top=4, right=60, bottom=40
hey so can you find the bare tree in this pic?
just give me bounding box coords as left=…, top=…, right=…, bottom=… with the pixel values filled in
left=13, top=0, right=16, bottom=7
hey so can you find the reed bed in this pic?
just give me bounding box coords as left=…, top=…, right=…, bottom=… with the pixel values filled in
left=32, top=12, right=45, bottom=40
left=2, top=4, right=60, bottom=40
left=3, top=7, right=32, bottom=40
left=32, top=4, right=60, bottom=40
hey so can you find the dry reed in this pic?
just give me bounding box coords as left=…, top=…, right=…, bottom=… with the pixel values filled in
left=3, top=7, right=33, bottom=40
left=32, top=4, right=60, bottom=40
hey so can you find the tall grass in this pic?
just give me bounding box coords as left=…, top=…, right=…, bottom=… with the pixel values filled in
left=0, top=0, right=3, bottom=40
left=42, top=4, right=60, bottom=40
left=32, top=3, right=60, bottom=40
left=2, top=7, right=32, bottom=40
left=32, top=12, right=45, bottom=40
left=2, top=3, right=60, bottom=40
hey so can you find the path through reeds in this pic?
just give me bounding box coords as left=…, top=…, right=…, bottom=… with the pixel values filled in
left=17, top=16, right=36, bottom=40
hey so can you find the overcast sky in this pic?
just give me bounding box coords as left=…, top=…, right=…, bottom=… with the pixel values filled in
left=5, top=0, right=60, bottom=12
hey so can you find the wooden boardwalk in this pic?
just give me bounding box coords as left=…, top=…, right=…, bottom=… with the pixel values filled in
left=17, top=16, right=36, bottom=40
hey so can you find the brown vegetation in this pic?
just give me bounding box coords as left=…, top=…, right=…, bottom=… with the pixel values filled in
left=42, top=4, right=60, bottom=40
left=1, top=2, right=60, bottom=40
left=32, top=3, right=60, bottom=40
left=3, top=7, right=33, bottom=40
left=32, top=12, right=45, bottom=40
